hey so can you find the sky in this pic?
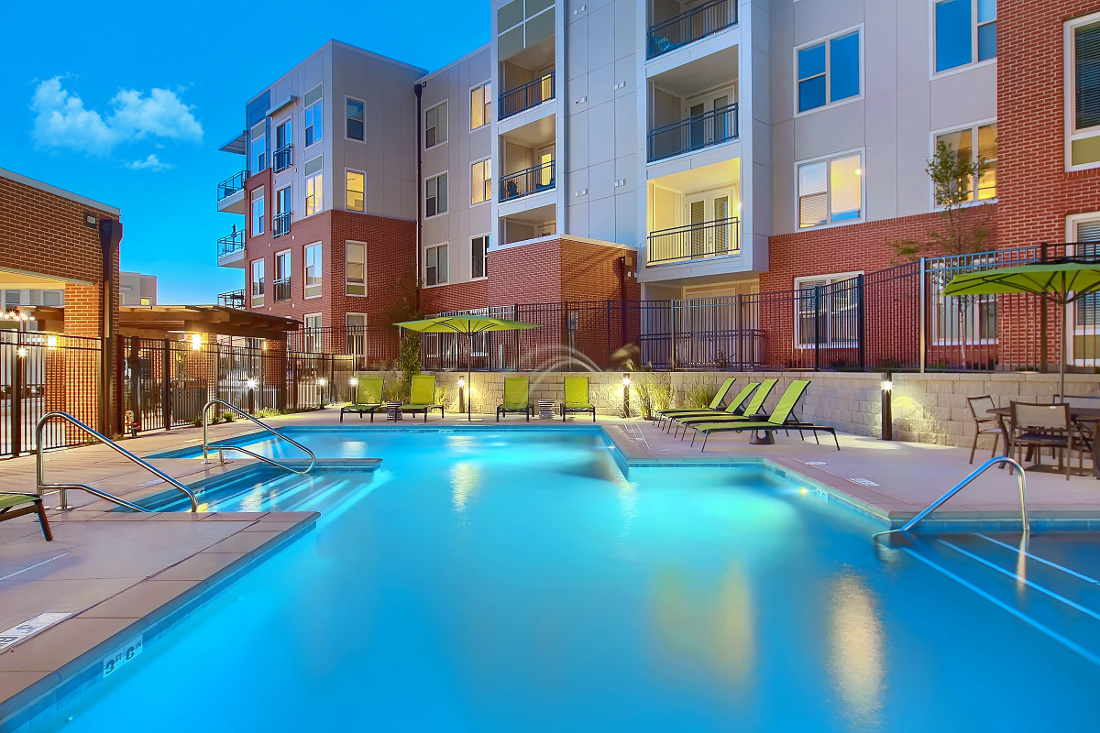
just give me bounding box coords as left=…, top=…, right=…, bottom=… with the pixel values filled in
left=0, top=0, right=489, bottom=304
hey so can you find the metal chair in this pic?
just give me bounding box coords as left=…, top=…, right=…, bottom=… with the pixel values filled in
left=966, top=395, right=1005, bottom=465
left=1009, top=402, right=1081, bottom=481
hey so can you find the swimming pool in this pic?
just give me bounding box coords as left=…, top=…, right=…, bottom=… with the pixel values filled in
left=35, top=428, right=1100, bottom=731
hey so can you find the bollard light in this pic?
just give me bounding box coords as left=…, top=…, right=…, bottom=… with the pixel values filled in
left=622, top=374, right=631, bottom=387
left=881, top=373, right=893, bottom=441
left=458, top=376, right=466, bottom=389
left=880, top=380, right=893, bottom=392
left=317, top=377, right=327, bottom=386
left=349, top=377, right=359, bottom=387
left=17, top=347, right=27, bottom=358
left=47, top=335, right=58, bottom=349
left=246, top=378, right=257, bottom=389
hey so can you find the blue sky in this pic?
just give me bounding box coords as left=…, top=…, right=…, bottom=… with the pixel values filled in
left=0, top=0, right=488, bottom=304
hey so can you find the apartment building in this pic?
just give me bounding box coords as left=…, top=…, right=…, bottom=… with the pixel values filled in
left=119, top=272, right=157, bottom=306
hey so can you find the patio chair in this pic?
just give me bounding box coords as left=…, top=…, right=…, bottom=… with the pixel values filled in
left=0, top=493, right=53, bottom=541
left=692, top=380, right=839, bottom=452
left=561, top=377, right=596, bottom=422
left=1009, top=402, right=1082, bottom=481
left=656, top=377, right=735, bottom=427
left=497, top=377, right=532, bottom=422
left=400, top=374, right=445, bottom=422
left=668, top=382, right=759, bottom=437
left=673, top=378, right=778, bottom=439
left=966, top=395, right=1005, bottom=464
left=340, top=376, right=385, bottom=423
left=1055, top=394, right=1100, bottom=451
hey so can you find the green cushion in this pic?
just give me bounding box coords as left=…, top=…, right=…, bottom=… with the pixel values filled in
left=564, top=377, right=589, bottom=404
left=500, top=402, right=528, bottom=410
left=356, top=377, right=384, bottom=405
left=564, top=402, right=594, bottom=410
left=764, top=380, right=810, bottom=425
left=741, top=379, right=777, bottom=416
left=502, top=377, right=529, bottom=406
left=345, top=403, right=383, bottom=411
left=400, top=403, right=434, bottom=411
left=694, top=420, right=776, bottom=433
left=0, top=494, right=38, bottom=511
left=408, top=375, right=437, bottom=405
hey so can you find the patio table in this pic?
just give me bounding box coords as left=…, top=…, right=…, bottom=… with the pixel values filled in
left=989, top=405, right=1100, bottom=479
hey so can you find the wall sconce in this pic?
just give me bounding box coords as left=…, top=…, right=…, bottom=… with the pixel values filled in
left=190, top=334, right=202, bottom=351
left=47, top=336, right=58, bottom=350
left=881, top=373, right=893, bottom=441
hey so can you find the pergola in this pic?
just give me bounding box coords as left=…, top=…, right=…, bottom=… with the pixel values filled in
left=116, top=305, right=299, bottom=342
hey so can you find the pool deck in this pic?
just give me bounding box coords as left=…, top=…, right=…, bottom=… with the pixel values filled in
left=1, top=406, right=1099, bottom=728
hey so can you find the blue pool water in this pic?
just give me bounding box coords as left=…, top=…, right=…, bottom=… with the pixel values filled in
left=38, top=428, right=1100, bottom=731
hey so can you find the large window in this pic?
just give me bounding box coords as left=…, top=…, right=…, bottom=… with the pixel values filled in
left=425, top=102, right=447, bottom=148
left=346, top=170, right=365, bottom=212
left=1068, top=14, right=1100, bottom=169
left=346, top=97, right=365, bottom=141
left=471, top=159, right=491, bottom=204
left=250, top=121, right=266, bottom=174
left=251, top=187, right=265, bottom=236
left=796, top=30, right=861, bottom=113
left=471, top=235, right=489, bottom=279
left=305, top=157, right=323, bottom=216
left=304, top=243, right=322, bottom=298
left=797, top=152, right=863, bottom=228
left=346, top=241, right=366, bottom=296
left=470, top=83, right=491, bottom=129
left=250, top=259, right=265, bottom=306
left=274, top=118, right=292, bottom=171
left=426, top=243, right=448, bottom=286
left=794, top=273, right=861, bottom=348
left=304, top=85, right=323, bottom=147
left=426, top=173, right=448, bottom=217
left=274, top=185, right=291, bottom=237
left=934, top=0, right=996, bottom=74
left=274, top=250, right=291, bottom=302
left=934, top=123, right=997, bottom=202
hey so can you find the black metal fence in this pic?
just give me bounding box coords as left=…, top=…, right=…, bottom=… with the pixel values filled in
left=648, top=217, right=740, bottom=264
left=500, top=160, right=555, bottom=201
left=648, top=103, right=739, bottom=162
left=648, top=0, right=738, bottom=58
left=217, top=229, right=245, bottom=257
left=273, top=144, right=293, bottom=173
left=285, top=326, right=400, bottom=367
left=499, top=72, right=555, bottom=119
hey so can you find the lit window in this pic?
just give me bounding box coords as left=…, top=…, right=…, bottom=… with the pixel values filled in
left=250, top=121, right=266, bottom=173
left=346, top=241, right=366, bottom=296
left=346, top=171, right=364, bottom=212
left=304, top=243, right=322, bottom=298
left=346, top=98, right=365, bottom=141
left=305, top=157, right=323, bottom=216
left=426, top=244, right=448, bottom=286
left=1068, top=15, right=1100, bottom=168
left=797, top=30, right=860, bottom=113
left=425, top=102, right=447, bottom=148
left=304, top=85, right=323, bottom=147
left=471, top=160, right=491, bottom=204
left=251, top=187, right=265, bottom=236
left=471, top=235, right=489, bottom=279
left=934, top=0, right=996, bottom=73
left=426, top=173, right=448, bottom=217
left=934, top=123, right=998, bottom=202
left=797, top=153, right=863, bottom=228
left=470, top=83, right=491, bottom=129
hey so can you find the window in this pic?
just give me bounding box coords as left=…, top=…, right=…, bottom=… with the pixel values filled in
left=425, top=102, right=447, bottom=148
left=251, top=187, right=265, bottom=236
left=794, top=273, right=861, bottom=348
left=304, top=243, right=322, bottom=298
left=250, top=121, right=266, bottom=173
left=934, top=0, right=996, bottom=74
left=274, top=185, right=291, bottom=236
left=140, top=297, right=152, bottom=306
left=304, top=85, right=323, bottom=147
left=797, top=30, right=861, bottom=113
left=934, top=123, right=998, bottom=202
left=346, top=170, right=365, bottom=212
left=304, top=313, right=322, bottom=353
left=797, top=152, right=863, bottom=228
left=274, top=119, right=292, bottom=171
left=426, top=173, right=448, bottom=217
left=305, top=157, right=323, bottom=216
left=472, top=235, right=489, bottom=279
left=346, top=241, right=366, bottom=296
left=345, top=313, right=366, bottom=356
left=1068, top=14, right=1100, bottom=169
left=250, top=259, right=265, bottom=305
left=276, top=119, right=292, bottom=149
left=274, top=250, right=290, bottom=302
left=346, top=97, right=365, bottom=141
left=426, top=243, right=448, bottom=286
left=470, top=83, right=491, bottom=129
left=471, top=159, right=491, bottom=204
left=929, top=256, right=998, bottom=346
left=1073, top=219, right=1100, bottom=357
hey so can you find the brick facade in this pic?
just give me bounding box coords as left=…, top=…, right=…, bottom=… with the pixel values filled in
left=487, top=238, right=638, bottom=307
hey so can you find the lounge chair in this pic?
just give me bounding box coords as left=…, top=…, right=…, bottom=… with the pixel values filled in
left=667, top=382, right=759, bottom=436
left=656, top=377, right=735, bottom=427
left=691, top=380, right=840, bottom=451
left=340, top=376, right=385, bottom=422
left=561, top=376, right=596, bottom=422
left=399, top=374, right=445, bottom=422
left=673, top=379, right=778, bottom=438
left=0, top=493, right=53, bottom=541
left=497, top=377, right=532, bottom=422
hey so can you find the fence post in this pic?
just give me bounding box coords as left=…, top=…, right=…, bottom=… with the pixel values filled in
left=813, top=285, right=823, bottom=371
left=1040, top=244, right=1049, bottom=374
left=670, top=299, right=677, bottom=370
left=736, top=294, right=744, bottom=371
left=514, top=303, right=521, bottom=370
left=129, top=337, right=141, bottom=432
left=329, top=354, right=335, bottom=407
left=161, top=338, right=171, bottom=431
left=919, top=257, right=928, bottom=374
left=563, top=301, right=571, bottom=370
left=606, top=300, right=612, bottom=367
left=857, top=275, right=866, bottom=371
left=11, top=330, right=22, bottom=457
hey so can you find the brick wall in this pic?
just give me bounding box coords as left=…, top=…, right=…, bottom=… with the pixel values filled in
left=421, top=279, right=490, bottom=314
left=487, top=237, right=635, bottom=307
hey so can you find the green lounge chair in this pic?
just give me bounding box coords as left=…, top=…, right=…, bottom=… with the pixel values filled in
left=656, top=377, right=736, bottom=427
left=691, top=380, right=839, bottom=451
left=400, top=374, right=445, bottom=422
left=664, top=381, right=757, bottom=434
left=673, top=379, right=778, bottom=438
left=0, top=493, right=53, bottom=541
left=340, top=376, right=385, bottom=422
left=497, top=377, right=532, bottom=422
left=561, top=376, right=596, bottom=422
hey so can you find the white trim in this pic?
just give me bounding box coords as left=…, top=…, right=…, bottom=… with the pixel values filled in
left=793, top=24, right=864, bottom=118
left=792, top=271, right=863, bottom=350
left=345, top=168, right=366, bottom=212
left=793, top=147, right=866, bottom=231
left=303, top=241, right=323, bottom=300
left=0, top=167, right=119, bottom=215
left=303, top=84, right=324, bottom=150
left=1066, top=11, right=1100, bottom=171
left=929, top=0, right=998, bottom=80
left=425, top=170, right=449, bottom=218
left=469, top=80, right=492, bottom=131
left=424, top=242, right=450, bottom=287
left=424, top=100, right=449, bottom=150
left=345, top=240, right=367, bottom=297
left=344, top=94, right=366, bottom=143
left=470, top=233, right=491, bottom=281
left=928, top=117, right=999, bottom=210
left=1066, top=213, right=1100, bottom=365
left=470, top=157, right=492, bottom=206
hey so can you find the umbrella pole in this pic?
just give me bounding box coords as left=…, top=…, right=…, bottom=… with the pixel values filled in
left=1061, top=297, right=1068, bottom=399
left=468, top=333, right=473, bottom=421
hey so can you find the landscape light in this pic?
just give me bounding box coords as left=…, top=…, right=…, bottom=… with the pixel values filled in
left=349, top=377, right=359, bottom=387
left=246, top=378, right=257, bottom=389
left=317, top=377, right=327, bottom=386
left=622, top=374, right=631, bottom=387
left=458, top=376, right=466, bottom=389
left=17, top=347, right=27, bottom=357
left=880, top=380, right=893, bottom=392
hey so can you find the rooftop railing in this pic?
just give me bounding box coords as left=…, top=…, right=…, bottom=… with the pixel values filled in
left=217, top=289, right=246, bottom=309
left=648, top=103, right=738, bottom=162
left=217, top=229, right=245, bottom=258
left=648, top=217, right=740, bottom=265
left=499, top=72, right=555, bottom=120
left=648, top=0, right=738, bottom=59
left=499, top=160, right=555, bottom=202
left=217, top=170, right=247, bottom=201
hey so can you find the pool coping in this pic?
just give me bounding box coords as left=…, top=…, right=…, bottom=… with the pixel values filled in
left=0, top=511, right=319, bottom=732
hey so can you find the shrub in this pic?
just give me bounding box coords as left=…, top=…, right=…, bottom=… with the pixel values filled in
left=632, top=373, right=673, bottom=420
left=397, top=332, right=421, bottom=401
left=685, top=378, right=713, bottom=409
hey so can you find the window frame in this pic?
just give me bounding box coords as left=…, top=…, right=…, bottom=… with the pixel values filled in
left=425, top=171, right=449, bottom=218
left=793, top=25, right=864, bottom=117
left=794, top=149, right=866, bottom=231
left=305, top=157, right=324, bottom=217
left=425, top=242, right=449, bottom=287
left=929, top=119, right=998, bottom=208
left=346, top=240, right=366, bottom=297
left=470, top=158, right=492, bottom=205
left=793, top=271, right=863, bottom=349
left=250, top=121, right=267, bottom=174
left=346, top=169, right=365, bottom=212
left=424, top=101, right=448, bottom=149
left=471, top=234, right=490, bottom=280
left=470, top=81, right=492, bottom=130
left=303, top=313, right=322, bottom=353
left=1066, top=11, right=1100, bottom=172
left=250, top=258, right=265, bottom=306
left=304, top=84, right=324, bottom=149
left=345, top=312, right=368, bottom=356
left=345, top=95, right=365, bottom=142
left=250, top=186, right=265, bottom=236
left=1067, top=213, right=1100, bottom=364
left=930, top=0, right=998, bottom=78
left=303, top=242, right=322, bottom=299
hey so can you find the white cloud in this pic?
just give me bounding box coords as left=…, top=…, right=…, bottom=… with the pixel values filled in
left=30, top=76, right=203, bottom=155
left=125, top=154, right=173, bottom=171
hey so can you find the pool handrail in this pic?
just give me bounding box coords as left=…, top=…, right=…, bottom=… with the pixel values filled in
left=202, top=399, right=316, bottom=475
left=35, top=411, right=197, bottom=512
left=872, top=456, right=1028, bottom=543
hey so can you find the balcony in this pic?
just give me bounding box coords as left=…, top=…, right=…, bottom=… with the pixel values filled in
left=273, top=144, right=293, bottom=173
left=216, top=170, right=248, bottom=214
left=216, top=229, right=246, bottom=267
left=500, top=161, right=555, bottom=202
left=648, top=103, right=738, bottom=162
left=273, top=212, right=291, bottom=238
left=499, top=72, right=555, bottom=120
left=217, top=289, right=246, bottom=309
left=273, top=277, right=291, bottom=302
left=648, top=217, right=740, bottom=265
left=648, top=0, right=738, bottom=59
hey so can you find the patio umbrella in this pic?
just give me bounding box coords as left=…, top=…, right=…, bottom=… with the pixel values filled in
left=943, top=261, right=1100, bottom=397
left=394, top=315, right=542, bottom=420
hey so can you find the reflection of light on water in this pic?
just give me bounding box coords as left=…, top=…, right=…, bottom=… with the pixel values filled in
left=241, top=485, right=265, bottom=512
left=196, top=502, right=209, bottom=513
left=1015, top=533, right=1029, bottom=599
left=452, top=462, right=479, bottom=512
left=714, top=563, right=755, bottom=686
left=828, top=572, right=885, bottom=728
left=616, top=480, right=637, bottom=536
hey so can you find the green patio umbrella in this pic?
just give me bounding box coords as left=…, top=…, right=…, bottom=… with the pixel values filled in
left=943, top=261, right=1100, bottom=396
left=394, top=315, right=542, bottom=420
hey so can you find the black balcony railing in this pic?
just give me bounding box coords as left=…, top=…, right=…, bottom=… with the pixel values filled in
left=648, top=217, right=740, bottom=265
left=217, top=170, right=247, bottom=201
left=273, top=278, right=291, bottom=302
left=217, top=230, right=245, bottom=258
left=499, top=72, right=555, bottom=120
left=273, top=212, right=291, bottom=238
left=499, top=160, right=555, bottom=202
left=648, top=103, right=738, bottom=162
left=217, top=289, right=246, bottom=309
left=648, top=0, right=738, bottom=59
left=273, top=144, right=293, bottom=173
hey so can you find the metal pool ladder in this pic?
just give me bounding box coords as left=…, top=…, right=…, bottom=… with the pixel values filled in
left=872, top=456, right=1029, bottom=543
left=36, top=412, right=199, bottom=512
left=202, top=399, right=316, bottom=475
